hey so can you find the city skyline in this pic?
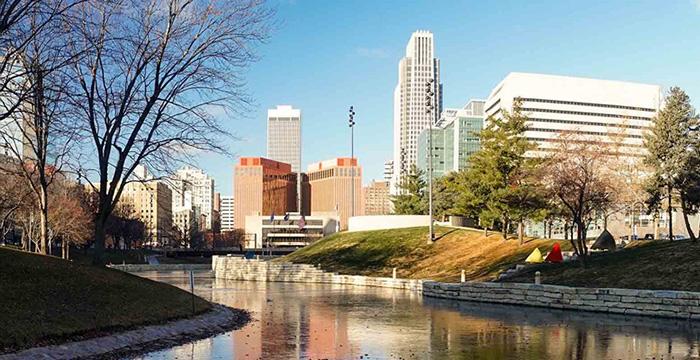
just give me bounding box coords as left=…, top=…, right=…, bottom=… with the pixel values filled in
left=192, top=1, right=700, bottom=196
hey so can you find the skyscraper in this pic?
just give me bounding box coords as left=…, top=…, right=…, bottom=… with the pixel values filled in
left=392, top=30, right=442, bottom=194
left=170, top=166, right=215, bottom=230
left=267, top=105, right=302, bottom=173
left=306, top=158, right=362, bottom=230
left=233, top=157, right=298, bottom=231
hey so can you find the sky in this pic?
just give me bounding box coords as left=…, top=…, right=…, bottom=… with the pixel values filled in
left=198, top=0, right=700, bottom=196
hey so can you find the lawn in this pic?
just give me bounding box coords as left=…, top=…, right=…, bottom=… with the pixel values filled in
left=281, top=226, right=565, bottom=282
left=0, top=247, right=211, bottom=354
left=501, top=239, right=700, bottom=292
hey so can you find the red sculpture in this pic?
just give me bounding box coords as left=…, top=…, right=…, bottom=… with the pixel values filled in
left=545, top=242, right=563, bottom=263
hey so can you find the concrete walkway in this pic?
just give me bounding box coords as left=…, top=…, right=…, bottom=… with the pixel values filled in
left=0, top=305, right=249, bottom=360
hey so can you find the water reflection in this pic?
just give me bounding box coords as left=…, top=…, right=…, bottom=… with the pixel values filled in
left=134, top=273, right=700, bottom=360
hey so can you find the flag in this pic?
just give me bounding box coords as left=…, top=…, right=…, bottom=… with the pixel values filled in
left=298, top=216, right=306, bottom=229
left=283, top=213, right=289, bottom=221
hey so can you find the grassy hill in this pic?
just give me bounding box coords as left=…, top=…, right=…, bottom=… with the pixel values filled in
left=0, top=247, right=211, bottom=353
left=282, top=226, right=564, bottom=282
left=502, top=239, right=700, bottom=292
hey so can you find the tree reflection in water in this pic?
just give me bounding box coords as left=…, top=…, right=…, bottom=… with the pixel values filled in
left=136, top=274, right=700, bottom=360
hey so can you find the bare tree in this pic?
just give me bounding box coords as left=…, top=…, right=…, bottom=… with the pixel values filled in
left=0, top=170, right=29, bottom=243
left=0, top=0, right=82, bottom=254
left=68, top=0, right=272, bottom=264
left=544, top=133, right=619, bottom=262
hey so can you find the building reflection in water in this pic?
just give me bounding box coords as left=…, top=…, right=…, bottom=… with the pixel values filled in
left=138, top=274, right=700, bottom=360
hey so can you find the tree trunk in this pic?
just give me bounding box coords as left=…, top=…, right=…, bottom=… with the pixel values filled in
left=653, top=215, right=660, bottom=240
left=603, top=214, right=608, bottom=231
left=668, top=184, right=673, bottom=241
left=680, top=196, right=697, bottom=241
left=93, top=215, right=108, bottom=265
left=483, top=227, right=488, bottom=237
left=39, top=188, right=49, bottom=255
left=518, top=221, right=524, bottom=245
left=547, top=220, right=553, bottom=239
left=502, top=217, right=508, bottom=241
left=564, top=223, right=569, bottom=241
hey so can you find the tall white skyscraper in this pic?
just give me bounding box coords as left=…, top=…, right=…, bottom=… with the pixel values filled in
left=170, top=166, right=215, bottom=230
left=267, top=105, right=301, bottom=173
left=391, top=30, right=442, bottom=194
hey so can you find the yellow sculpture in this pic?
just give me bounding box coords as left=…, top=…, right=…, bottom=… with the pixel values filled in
left=525, top=248, right=544, bottom=263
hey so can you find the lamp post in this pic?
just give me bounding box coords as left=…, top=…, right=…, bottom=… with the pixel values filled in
left=425, top=79, right=435, bottom=244
left=349, top=106, right=356, bottom=218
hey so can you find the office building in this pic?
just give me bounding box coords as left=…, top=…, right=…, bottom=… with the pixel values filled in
left=121, top=180, right=173, bottom=246
left=220, top=195, right=235, bottom=231
left=363, top=180, right=391, bottom=215
left=417, top=99, right=484, bottom=177
left=170, top=166, right=215, bottom=230
left=484, top=72, right=661, bottom=157
left=244, top=213, right=336, bottom=248
left=306, top=157, right=362, bottom=230
left=392, top=30, right=442, bottom=194
left=233, top=157, right=300, bottom=231
left=267, top=105, right=302, bottom=173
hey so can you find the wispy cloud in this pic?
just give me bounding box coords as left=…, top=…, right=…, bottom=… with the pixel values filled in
left=693, top=0, right=700, bottom=11
left=355, top=47, right=389, bottom=59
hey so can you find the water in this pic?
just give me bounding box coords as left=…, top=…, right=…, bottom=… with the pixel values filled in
left=135, top=272, right=700, bottom=360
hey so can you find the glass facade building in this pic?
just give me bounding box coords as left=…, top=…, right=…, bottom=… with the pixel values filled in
left=417, top=100, right=484, bottom=177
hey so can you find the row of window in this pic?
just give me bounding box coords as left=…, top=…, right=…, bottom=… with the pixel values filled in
left=520, top=98, right=656, bottom=112
left=521, top=107, right=652, bottom=121
left=528, top=117, right=647, bottom=130
left=527, top=127, right=643, bottom=139
left=528, top=137, right=646, bottom=149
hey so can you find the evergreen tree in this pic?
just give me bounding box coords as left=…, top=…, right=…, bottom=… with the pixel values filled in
left=391, top=165, right=427, bottom=215
left=463, top=99, right=546, bottom=241
left=645, top=87, right=700, bottom=241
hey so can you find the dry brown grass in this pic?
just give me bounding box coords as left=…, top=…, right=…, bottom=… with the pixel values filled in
left=282, top=226, right=566, bottom=282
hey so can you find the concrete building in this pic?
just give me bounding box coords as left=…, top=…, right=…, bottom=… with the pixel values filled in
left=417, top=99, right=484, bottom=177
left=233, top=157, right=300, bottom=231
left=484, top=72, right=661, bottom=157
left=267, top=105, right=302, bottom=173
left=169, top=166, right=215, bottom=230
left=244, top=213, right=337, bottom=248
left=392, top=30, right=442, bottom=194
left=121, top=180, right=173, bottom=246
left=220, top=195, right=235, bottom=232
left=363, top=180, right=391, bottom=215
left=306, top=158, right=363, bottom=230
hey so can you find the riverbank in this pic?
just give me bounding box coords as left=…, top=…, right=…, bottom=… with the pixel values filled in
left=281, top=226, right=563, bottom=282
left=502, top=239, right=700, bottom=292
left=0, top=247, right=216, bottom=354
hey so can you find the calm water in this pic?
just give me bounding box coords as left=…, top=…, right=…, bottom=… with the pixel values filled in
left=134, top=272, right=700, bottom=360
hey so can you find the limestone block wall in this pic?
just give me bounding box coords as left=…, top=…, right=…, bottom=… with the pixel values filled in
left=109, top=264, right=212, bottom=272
left=212, top=256, right=423, bottom=292
left=422, top=281, right=700, bottom=320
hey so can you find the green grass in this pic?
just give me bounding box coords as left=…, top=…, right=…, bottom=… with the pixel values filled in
left=501, top=240, right=700, bottom=292
left=281, top=226, right=565, bottom=282
left=0, top=247, right=211, bottom=353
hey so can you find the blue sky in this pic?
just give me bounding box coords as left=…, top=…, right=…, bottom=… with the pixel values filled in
left=199, top=0, right=700, bottom=196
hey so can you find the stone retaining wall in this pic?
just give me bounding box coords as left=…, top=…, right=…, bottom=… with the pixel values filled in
left=212, top=256, right=700, bottom=320
left=108, top=264, right=211, bottom=272
left=212, top=256, right=423, bottom=292
left=423, top=281, right=700, bottom=320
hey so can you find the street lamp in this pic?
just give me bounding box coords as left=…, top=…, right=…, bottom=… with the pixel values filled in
left=349, top=106, right=356, bottom=218
left=425, top=79, right=435, bottom=244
